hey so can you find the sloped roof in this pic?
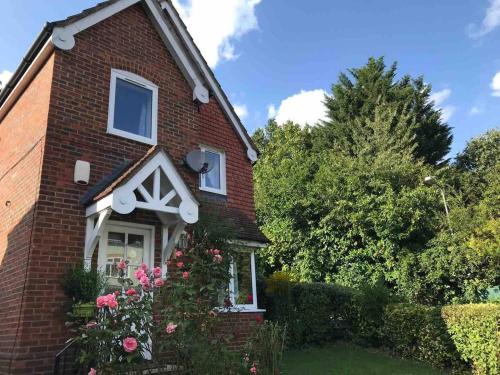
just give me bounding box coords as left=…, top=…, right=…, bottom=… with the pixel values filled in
left=0, top=0, right=259, bottom=162
left=81, top=146, right=195, bottom=205
left=81, top=146, right=268, bottom=243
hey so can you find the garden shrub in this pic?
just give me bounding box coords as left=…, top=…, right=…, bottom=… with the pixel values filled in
left=265, top=278, right=355, bottom=346
left=383, top=303, right=462, bottom=369
left=442, top=304, right=500, bottom=375
left=351, top=281, right=392, bottom=346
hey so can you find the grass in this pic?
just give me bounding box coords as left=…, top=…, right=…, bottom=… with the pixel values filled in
left=282, top=342, right=443, bottom=375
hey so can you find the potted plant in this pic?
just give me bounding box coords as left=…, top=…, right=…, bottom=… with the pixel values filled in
left=62, top=263, right=106, bottom=318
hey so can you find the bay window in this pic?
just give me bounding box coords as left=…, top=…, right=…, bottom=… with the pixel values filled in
left=229, top=250, right=258, bottom=310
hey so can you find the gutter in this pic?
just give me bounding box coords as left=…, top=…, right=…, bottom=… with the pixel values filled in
left=0, top=23, right=54, bottom=121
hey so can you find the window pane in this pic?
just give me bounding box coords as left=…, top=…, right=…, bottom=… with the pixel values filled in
left=113, top=78, right=152, bottom=138
left=126, top=234, right=145, bottom=280
left=204, top=151, right=220, bottom=189
left=106, top=232, right=125, bottom=286
left=233, top=252, right=254, bottom=305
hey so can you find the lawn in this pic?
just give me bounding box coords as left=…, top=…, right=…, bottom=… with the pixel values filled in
left=282, top=342, right=443, bottom=375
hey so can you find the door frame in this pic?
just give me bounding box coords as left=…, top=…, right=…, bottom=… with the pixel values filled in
left=97, top=220, right=155, bottom=277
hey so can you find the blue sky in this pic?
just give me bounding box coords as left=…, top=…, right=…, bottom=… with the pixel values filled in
left=1, top=0, right=500, bottom=157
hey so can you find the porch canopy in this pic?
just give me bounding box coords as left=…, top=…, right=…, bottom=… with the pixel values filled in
left=81, top=147, right=198, bottom=273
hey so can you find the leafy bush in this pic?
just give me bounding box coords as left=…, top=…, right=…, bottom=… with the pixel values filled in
left=442, top=304, right=500, bottom=374
left=62, top=263, right=106, bottom=303
left=265, top=278, right=355, bottom=346
left=352, top=281, right=392, bottom=346
left=383, top=303, right=462, bottom=369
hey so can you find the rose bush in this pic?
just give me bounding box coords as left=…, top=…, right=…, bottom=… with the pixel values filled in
left=75, top=261, right=163, bottom=374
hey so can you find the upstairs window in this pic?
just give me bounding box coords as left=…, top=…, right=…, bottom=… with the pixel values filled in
left=199, top=146, right=226, bottom=195
left=107, top=69, right=158, bottom=145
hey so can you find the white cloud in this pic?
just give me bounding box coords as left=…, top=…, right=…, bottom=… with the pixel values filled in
left=0, top=70, right=13, bottom=90
left=172, top=0, right=261, bottom=68
left=267, top=104, right=277, bottom=118
left=440, top=106, right=456, bottom=122
left=268, top=89, right=328, bottom=127
left=234, top=104, right=248, bottom=119
left=469, top=105, right=483, bottom=115
left=469, top=0, right=500, bottom=38
left=428, top=88, right=455, bottom=122
left=429, top=88, right=451, bottom=106
left=490, top=71, right=500, bottom=96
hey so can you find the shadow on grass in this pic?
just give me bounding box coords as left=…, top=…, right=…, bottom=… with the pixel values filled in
left=282, top=342, right=443, bottom=375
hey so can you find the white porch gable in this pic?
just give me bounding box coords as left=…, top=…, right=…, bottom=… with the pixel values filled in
left=83, top=148, right=198, bottom=273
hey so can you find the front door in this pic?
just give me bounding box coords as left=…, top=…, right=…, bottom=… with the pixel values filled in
left=98, top=221, right=154, bottom=288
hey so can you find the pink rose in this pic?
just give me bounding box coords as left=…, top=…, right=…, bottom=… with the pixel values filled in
left=154, top=278, right=165, bottom=287
left=88, top=368, right=97, bottom=375
left=175, top=250, right=183, bottom=258
left=96, top=294, right=118, bottom=309
left=123, top=337, right=138, bottom=353
left=182, top=271, right=190, bottom=280
left=176, top=262, right=184, bottom=268
left=134, top=268, right=146, bottom=280
left=152, top=267, right=162, bottom=278
left=126, top=288, right=137, bottom=296
left=107, top=294, right=118, bottom=309
left=250, top=365, right=257, bottom=374
left=140, top=275, right=151, bottom=289
left=166, top=322, right=177, bottom=334
left=96, top=295, right=107, bottom=309
left=140, top=262, right=148, bottom=272
left=117, top=259, right=127, bottom=270
left=213, top=254, right=223, bottom=264
left=213, top=249, right=221, bottom=255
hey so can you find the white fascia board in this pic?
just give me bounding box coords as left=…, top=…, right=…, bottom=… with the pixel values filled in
left=48, top=0, right=257, bottom=162
left=229, top=239, right=268, bottom=249
left=160, top=1, right=259, bottom=162
left=49, top=0, right=208, bottom=105
left=0, top=39, right=54, bottom=122
left=51, top=0, right=141, bottom=50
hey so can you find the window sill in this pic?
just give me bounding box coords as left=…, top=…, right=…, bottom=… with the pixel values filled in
left=216, top=308, right=266, bottom=314
left=107, top=128, right=157, bottom=146
left=199, top=186, right=227, bottom=196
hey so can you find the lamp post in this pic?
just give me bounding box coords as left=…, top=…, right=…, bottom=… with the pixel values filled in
left=424, top=176, right=452, bottom=233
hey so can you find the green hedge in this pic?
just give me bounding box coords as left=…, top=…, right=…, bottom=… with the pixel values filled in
left=383, top=303, right=462, bottom=369
left=265, top=278, right=355, bottom=346
left=442, top=304, right=500, bottom=375
left=265, top=277, right=499, bottom=373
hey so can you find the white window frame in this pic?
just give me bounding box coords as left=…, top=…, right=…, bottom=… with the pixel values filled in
left=228, top=250, right=258, bottom=311
left=199, top=145, right=226, bottom=195
left=97, top=221, right=155, bottom=280
left=107, top=69, right=158, bottom=145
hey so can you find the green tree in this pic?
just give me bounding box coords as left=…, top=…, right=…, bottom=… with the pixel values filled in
left=315, top=57, right=452, bottom=165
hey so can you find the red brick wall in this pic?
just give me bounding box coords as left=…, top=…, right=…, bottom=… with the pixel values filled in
left=0, top=54, right=54, bottom=373
left=4, top=4, right=258, bottom=373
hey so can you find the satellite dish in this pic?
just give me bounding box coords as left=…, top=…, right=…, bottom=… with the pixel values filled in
left=185, top=150, right=215, bottom=174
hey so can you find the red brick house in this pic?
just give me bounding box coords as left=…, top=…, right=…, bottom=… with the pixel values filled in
left=0, top=0, right=267, bottom=373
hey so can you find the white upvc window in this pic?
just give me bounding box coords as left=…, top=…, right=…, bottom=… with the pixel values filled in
left=98, top=221, right=155, bottom=288
left=199, top=146, right=226, bottom=195
left=107, top=69, right=158, bottom=145
left=229, top=250, right=258, bottom=311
